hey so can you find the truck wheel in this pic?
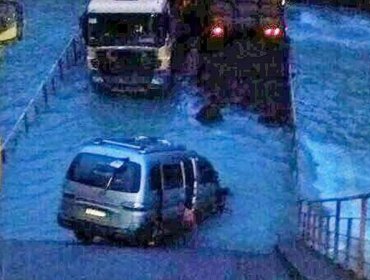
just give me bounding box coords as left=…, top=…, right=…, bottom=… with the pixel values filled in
left=74, top=230, right=94, bottom=244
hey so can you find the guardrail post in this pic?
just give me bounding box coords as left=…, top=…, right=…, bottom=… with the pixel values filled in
left=52, top=77, right=56, bottom=93
left=325, top=216, right=331, bottom=256
left=42, top=85, right=48, bottom=105
left=65, top=50, right=69, bottom=69
left=345, top=218, right=353, bottom=267
left=334, top=200, right=341, bottom=261
left=298, top=200, right=303, bottom=230
left=23, top=113, right=29, bottom=133
left=306, top=204, right=312, bottom=244
left=318, top=214, right=323, bottom=253
left=72, top=38, right=77, bottom=65
left=356, top=198, right=368, bottom=278
left=312, top=212, right=317, bottom=248
left=58, top=59, right=64, bottom=80
left=302, top=211, right=307, bottom=239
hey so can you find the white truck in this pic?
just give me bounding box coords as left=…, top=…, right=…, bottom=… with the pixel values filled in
left=81, top=0, right=173, bottom=95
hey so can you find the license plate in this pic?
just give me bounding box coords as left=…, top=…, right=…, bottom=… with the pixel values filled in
left=85, top=208, right=106, bottom=218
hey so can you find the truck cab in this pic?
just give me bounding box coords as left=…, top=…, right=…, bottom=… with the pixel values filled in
left=81, top=0, right=173, bottom=95
left=0, top=0, right=23, bottom=44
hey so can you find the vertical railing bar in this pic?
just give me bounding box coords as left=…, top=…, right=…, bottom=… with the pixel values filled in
left=334, top=200, right=341, bottom=261
left=72, top=38, right=77, bottom=65
left=345, top=218, right=353, bottom=268
left=312, top=212, right=317, bottom=249
left=306, top=203, right=312, bottom=244
left=302, top=211, right=307, bottom=240
left=24, top=113, right=28, bottom=133
left=42, top=85, right=48, bottom=105
left=58, top=59, right=64, bottom=80
left=356, top=198, right=368, bottom=278
left=325, top=216, right=331, bottom=257
left=298, top=200, right=303, bottom=231
left=318, top=213, right=324, bottom=254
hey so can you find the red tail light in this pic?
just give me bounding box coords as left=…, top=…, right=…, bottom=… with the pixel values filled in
left=263, top=26, right=283, bottom=39
left=210, top=25, right=225, bottom=38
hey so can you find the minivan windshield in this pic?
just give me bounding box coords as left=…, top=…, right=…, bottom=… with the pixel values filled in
left=87, top=13, right=166, bottom=47
left=67, top=153, right=141, bottom=193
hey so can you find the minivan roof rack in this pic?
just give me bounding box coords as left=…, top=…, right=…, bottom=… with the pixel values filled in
left=92, top=136, right=186, bottom=154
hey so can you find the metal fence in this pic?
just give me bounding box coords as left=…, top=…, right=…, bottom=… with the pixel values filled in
left=298, top=194, right=370, bottom=279
left=0, top=35, right=85, bottom=166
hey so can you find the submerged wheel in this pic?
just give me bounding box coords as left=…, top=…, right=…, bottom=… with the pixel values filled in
left=74, top=230, right=94, bottom=244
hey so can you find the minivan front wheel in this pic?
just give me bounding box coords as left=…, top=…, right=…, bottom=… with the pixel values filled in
left=74, top=230, right=94, bottom=244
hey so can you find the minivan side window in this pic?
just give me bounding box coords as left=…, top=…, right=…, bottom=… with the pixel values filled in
left=162, top=164, right=183, bottom=190
left=198, top=160, right=218, bottom=184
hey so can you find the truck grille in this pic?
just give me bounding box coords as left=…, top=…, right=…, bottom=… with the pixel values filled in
left=96, top=49, right=158, bottom=75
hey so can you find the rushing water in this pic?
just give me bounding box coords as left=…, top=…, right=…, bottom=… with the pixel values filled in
left=0, top=65, right=296, bottom=254
left=287, top=4, right=370, bottom=202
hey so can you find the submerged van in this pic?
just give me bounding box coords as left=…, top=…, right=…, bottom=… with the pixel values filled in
left=0, top=0, right=23, bottom=43
left=57, top=136, right=225, bottom=245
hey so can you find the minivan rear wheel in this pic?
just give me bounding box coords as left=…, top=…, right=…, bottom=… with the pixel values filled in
left=74, top=230, right=94, bottom=244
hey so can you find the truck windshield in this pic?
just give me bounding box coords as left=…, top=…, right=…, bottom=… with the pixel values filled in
left=0, top=3, right=16, bottom=31
left=67, top=153, right=141, bottom=193
left=87, top=13, right=165, bottom=47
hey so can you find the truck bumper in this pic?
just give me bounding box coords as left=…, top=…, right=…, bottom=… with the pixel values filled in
left=90, top=72, right=171, bottom=97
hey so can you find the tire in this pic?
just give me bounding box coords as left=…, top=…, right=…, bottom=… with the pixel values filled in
left=74, top=230, right=94, bottom=244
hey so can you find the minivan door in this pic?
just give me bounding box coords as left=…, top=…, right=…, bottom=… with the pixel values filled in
left=182, top=158, right=196, bottom=209
left=160, top=162, right=186, bottom=230
left=193, top=158, right=219, bottom=213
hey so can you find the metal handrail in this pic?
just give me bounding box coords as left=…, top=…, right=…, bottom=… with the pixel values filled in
left=299, top=192, right=370, bottom=203
left=298, top=195, right=369, bottom=279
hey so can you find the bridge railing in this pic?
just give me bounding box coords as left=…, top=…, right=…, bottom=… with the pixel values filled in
left=298, top=193, right=370, bottom=279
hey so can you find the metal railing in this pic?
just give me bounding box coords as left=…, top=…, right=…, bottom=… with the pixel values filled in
left=0, top=35, right=85, bottom=164
left=298, top=193, right=370, bottom=279
left=0, top=34, right=84, bottom=191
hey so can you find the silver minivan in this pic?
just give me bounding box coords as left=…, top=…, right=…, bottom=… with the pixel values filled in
left=57, top=136, right=224, bottom=245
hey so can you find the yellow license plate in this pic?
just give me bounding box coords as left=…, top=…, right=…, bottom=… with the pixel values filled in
left=85, top=208, right=106, bottom=218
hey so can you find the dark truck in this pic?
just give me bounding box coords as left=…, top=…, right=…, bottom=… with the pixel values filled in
left=171, top=0, right=292, bottom=124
